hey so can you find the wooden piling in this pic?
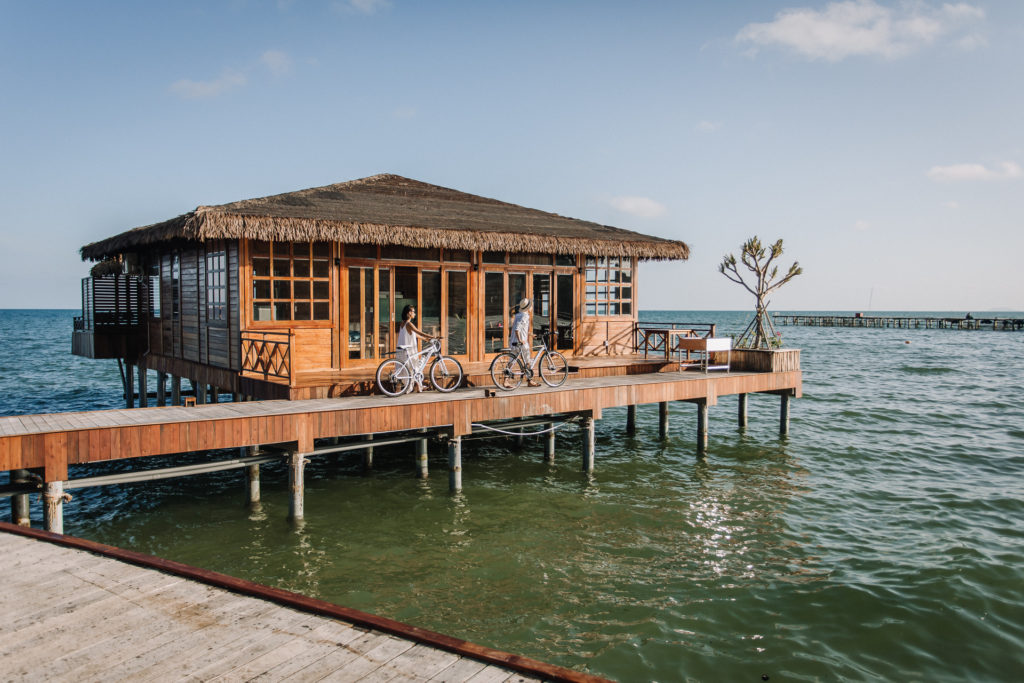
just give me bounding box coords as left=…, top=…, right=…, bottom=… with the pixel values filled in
left=10, top=469, right=30, bottom=526
left=448, top=436, right=462, bottom=492
left=124, top=362, right=134, bottom=409
left=363, top=434, right=374, bottom=470
left=696, top=399, right=708, bottom=452
left=582, top=414, right=595, bottom=473
left=626, top=404, right=636, bottom=436
left=43, top=481, right=63, bottom=534
left=288, top=450, right=305, bottom=520
left=417, top=429, right=429, bottom=478
left=156, top=372, right=166, bottom=407
left=137, top=366, right=148, bottom=408
left=544, top=423, right=555, bottom=463
left=780, top=393, right=791, bottom=435
left=245, top=447, right=260, bottom=505
left=171, top=375, right=181, bottom=406
left=659, top=402, right=669, bottom=439
left=738, top=393, right=748, bottom=429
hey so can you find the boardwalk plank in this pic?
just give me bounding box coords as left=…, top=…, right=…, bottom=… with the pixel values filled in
left=317, top=633, right=416, bottom=681
left=427, top=657, right=489, bottom=682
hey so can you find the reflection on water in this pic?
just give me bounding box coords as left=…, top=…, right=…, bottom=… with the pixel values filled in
left=2, top=310, right=1024, bottom=681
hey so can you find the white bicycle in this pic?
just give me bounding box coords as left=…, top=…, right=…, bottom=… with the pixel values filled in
left=375, top=338, right=464, bottom=397
left=489, top=337, right=568, bottom=391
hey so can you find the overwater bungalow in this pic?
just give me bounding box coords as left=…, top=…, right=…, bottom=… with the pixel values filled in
left=73, top=173, right=692, bottom=402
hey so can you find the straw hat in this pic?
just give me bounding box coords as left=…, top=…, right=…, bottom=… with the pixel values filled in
left=518, top=298, right=532, bottom=311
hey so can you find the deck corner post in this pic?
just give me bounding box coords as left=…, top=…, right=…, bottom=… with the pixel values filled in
left=545, top=422, right=556, bottom=463
left=696, top=399, right=708, bottom=452
left=448, top=435, right=462, bottom=492
left=626, top=404, right=636, bottom=436
left=780, top=392, right=791, bottom=436
left=659, top=401, right=669, bottom=439
left=43, top=481, right=64, bottom=534
left=582, top=413, right=596, bottom=473
left=288, top=450, right=306, bottom=521
left=417, top=429, right=429, bottom=478
left=738, top=393, right=748, bottom=429
left=10, top=469, right=31, bottom=527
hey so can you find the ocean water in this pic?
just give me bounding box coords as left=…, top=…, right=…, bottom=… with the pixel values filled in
left=1, top=309, right=1023, bottom=682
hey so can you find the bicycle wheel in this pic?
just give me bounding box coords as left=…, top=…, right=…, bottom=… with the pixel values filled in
left=539, top=350, right=569, bottom=387
left=489, top=352, right=523, bottom=391
left=376, top=359, right=412, bottom=396
left=429, top=356, right=463, bottom=392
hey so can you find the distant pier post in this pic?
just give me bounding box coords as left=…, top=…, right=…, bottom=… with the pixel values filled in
left=544, top=422, right=556, bottom=463
left=780, top=393, right=791, bottom=436
left=156, top=372, right=167, bottom=407
left=124, top=362, right=134, bottom=409
left=582, top=413, right=595, bottom=473
left=171, top=375, right=181, bottom=406
left=288, top=450, right=305, bottom=520
left=448, top=435, right=462, bottom=492
left=626, top=405, right=636, bottom=436
left=417, top=429, right=429, bottom=478
left=43, top=481, right=63, bottom=534
left=659, top=402, right=669, bottom=439
left=738, top=393, right=748, bottom=429
left=10, top=469, right=31, bottom=526
left=696, top=399, right=708, bottom=452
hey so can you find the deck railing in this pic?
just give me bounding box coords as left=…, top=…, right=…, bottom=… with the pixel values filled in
left=634, top=321, right=717, bottom=358
left=241, top=331, right=293, bottom=384
left=78, top=275, right=151, bottom=330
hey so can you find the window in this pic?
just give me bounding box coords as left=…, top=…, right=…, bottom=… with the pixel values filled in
left=584, top=256, right=633, bottom=316
left=252, top=241, right=331, bottom=322
left=171, top=254, right=180, bottom=321
left=206, top=243, right=226, bottom=322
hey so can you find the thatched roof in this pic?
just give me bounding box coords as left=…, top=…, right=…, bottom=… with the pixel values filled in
left=80, top=174, right=689, bottom=262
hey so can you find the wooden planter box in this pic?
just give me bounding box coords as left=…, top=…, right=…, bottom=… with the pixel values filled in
left=731, top=348, right=801, bottom=372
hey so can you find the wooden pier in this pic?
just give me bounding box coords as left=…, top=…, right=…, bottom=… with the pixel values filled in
left=1, top=362, right=801, bottom=534
left=773, top=314, right=1024, bottom=330
left=0, top=523, right=607, bottom=682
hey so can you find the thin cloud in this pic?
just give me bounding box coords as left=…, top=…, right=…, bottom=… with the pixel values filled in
left=695, top=120, right=722, bottom=132
left=608, top=196, right=668, bottom=219
left=261, top=50, right=292, bottom=76
left=736, top=0, right=985, bottom=61
left=853, top=219, right=870, bottom=231
left=927, top=161, right=1022, bottom=182
left=169, top=69, right=246, bottom=99
left=334, top=0, right=390, bottom=14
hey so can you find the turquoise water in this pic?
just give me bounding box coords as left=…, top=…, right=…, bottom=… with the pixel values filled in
left=2, top=309, right=1023, bottom=681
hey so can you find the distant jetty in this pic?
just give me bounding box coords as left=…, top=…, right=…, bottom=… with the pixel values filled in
left=773, top=314, right=1024, bottom=331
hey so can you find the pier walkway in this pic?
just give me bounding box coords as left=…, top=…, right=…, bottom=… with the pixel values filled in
left=0, top=523, right=606, bottom=682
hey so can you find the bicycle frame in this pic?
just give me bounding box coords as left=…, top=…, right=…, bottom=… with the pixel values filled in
left=397, top=339, right=441, bottom=391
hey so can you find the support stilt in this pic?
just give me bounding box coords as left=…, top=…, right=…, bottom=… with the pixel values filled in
left=738, top=393, right=748, bottom=429
left=171, top=375, right=181, bottom=406
left=156, top=372, right=167, bottom=407
left=124, top=362, right=134, bottom=409
left=780, top=393, right=790, bottom=436
left=245, top=448, right=260, bottom=504
left=659, top=402, right=669, bottom=439
left=137, top=366, right=148, bottom=408
left=43, top=481, right=63, bottom=534
left=288, top=450, right=305, bottom=520
left=363, top=434, right=374, bottom=470
left=197, top=382, right=207, bottom=405
left=10, top=469, right=31, bottom=526
left=417, top=429, right=429, bottom=479
left=582, top=414, right=595, bottom=473
left=448, top=436, right=462, bottom=492
left=544, top=423, right=555, bottom=463
left=626, top=404, right=636, bottom=436
left=696, top=399, right=708, bottom=452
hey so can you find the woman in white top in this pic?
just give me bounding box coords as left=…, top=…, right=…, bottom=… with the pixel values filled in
left=396, top=304, right=431, bottom=365
left=510, top=298, right=540, bottom=387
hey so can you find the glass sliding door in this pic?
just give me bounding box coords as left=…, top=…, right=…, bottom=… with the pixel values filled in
left=378, top=268, right=391, bottom=358
left=394, top=267, right=418, bottom=341
left=348, top=267, right=374, bottom=359
left=532, top=273, right=551, bottom=347
left=556, top=273, right=574, bottom=351
left=447, top=270, right=468, bottom=355
left=484, top=272, right=504, bottom=352
left=421, top=270, right=441, bottom=338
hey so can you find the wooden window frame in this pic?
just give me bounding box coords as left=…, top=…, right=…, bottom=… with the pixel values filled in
left=250, top=241, right=333, bottom=327
left=583, top=255, right=635, bottom=319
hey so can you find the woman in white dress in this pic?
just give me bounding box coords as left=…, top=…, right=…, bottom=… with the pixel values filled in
left=396, top=304, right=431, bottom=366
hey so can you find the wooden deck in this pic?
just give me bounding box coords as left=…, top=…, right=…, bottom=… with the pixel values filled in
left=0, top=523, right=606, bottom=682
left=0, top=368, right=801, bottom=482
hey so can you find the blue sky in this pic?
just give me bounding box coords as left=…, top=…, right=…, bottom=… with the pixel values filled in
left=2, top=0, right=1021, bottom=311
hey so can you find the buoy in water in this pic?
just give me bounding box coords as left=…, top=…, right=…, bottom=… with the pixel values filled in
left=905, top=340, right=911, bottom=344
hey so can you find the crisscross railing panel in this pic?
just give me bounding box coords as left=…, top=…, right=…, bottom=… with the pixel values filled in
left=241, top=331, right=292, bottom=383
